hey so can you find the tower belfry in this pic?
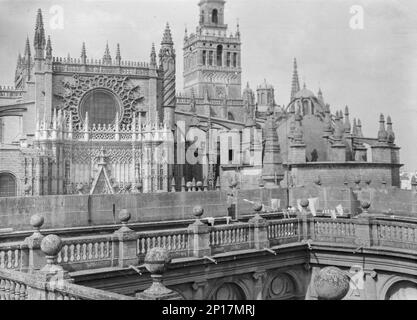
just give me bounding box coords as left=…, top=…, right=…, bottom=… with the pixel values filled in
left=183, top=0, right=242, bottom=100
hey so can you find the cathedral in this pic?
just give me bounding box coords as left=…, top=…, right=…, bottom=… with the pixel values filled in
left=0, top=0, right=402, bottom=198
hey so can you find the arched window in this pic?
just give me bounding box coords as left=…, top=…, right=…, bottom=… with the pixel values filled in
left=208, top=51, right=214, bottom=66
left=228, top=112, right=235, bottom=121
left=80, top=89, right=120, bottom=126
left=0, top=172, right=17, bottom=197
left=216, top=45, right=223, bottom=66
left=212, top=9, right=218, bottom=24
left=202, top=50, right=207, bottom=65
left=233, top=53, right=237, bottom=67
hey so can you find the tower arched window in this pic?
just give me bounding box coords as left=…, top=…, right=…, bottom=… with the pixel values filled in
left=208, top=51, right=214, bottom=66
left=226, top=52, right=231, bottom=67
left=0, top=172, right=17, bottom=198
left=216, top=45, right=223, bottom=66
left=202, top=50, right=207, bottom=65
left=212, top=9, right=218, bottom=24
left=233, top=53, right=237, bottom=67
left=228, top=112, right=235, bottom=121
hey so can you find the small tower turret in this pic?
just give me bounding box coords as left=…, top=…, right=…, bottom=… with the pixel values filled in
left=115, top=43, right=121, bottom=65
left=159, top=23, right=176, bottom=129
left=103, top=42, right=112, bottom=65
left=81, top=42, right=87, bottom=64
left=290, top=58, right=300, bottom=101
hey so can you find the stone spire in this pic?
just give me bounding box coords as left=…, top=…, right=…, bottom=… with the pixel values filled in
left=333, top=111, right=344, bottom=141
left=81, top=42, right=87, bottom=64
left=103, top=42, right=112, bottom=65
left=184, top=26, right=188, bottom=42
left=293, top=110, right=304, bottom=144
left=235, top=20, right=240, bottom=38
left=344, top=106, right=351, bottom=134
left=150, top=43, right=157, bottom=67
left=34, top=9, right=46, bottom=59
left=45, top=35, right=52, bottom=60
left=161, top=23, right=174, bottom=45
left=323, top=104, right=333, bottom=136
left=356, top=119, right=363, bottom=137
left=318, top=88, right=324, bottom=103
left=386, top=115, right=395, bottom=144
left=290, top=58, right=300, bottom=100
left=24, top=36, right=31, bottom=60
left=262, top=110, right=284, bottom=186
left=352, top=118, right=358, bottom=136
left=115, top=43, right=121, bottom=65
left=377, top=114, right=388, bottom=143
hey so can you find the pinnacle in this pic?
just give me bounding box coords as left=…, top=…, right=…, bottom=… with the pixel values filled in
left=162, top=22, right=174, bottom=45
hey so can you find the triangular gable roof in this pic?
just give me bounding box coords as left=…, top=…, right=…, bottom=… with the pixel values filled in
left=90, top=165, right=114, bottom=195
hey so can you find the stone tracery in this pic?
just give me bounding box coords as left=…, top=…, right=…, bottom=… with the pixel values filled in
left=60, top=74, right=144, bottom=126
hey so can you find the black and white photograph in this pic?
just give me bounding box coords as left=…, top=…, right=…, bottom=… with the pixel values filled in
left=0, top=0, right=417, bottom=306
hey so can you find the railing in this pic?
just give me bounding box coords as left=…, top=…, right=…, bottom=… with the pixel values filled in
left=0, top=268, right=135, bottom=300
left=137, top=229, right=190, bottom=260
left=0, top=242, right=27, bottom=271
left=372, top=219, right=417, bottom=250
left=57, top=235, right=114, bottom=271
left=310, top=218, right=357, bottom=245
left=268, top=218, right=300, bottom=246
left=3, top=214, right=417, bottom=274
left=209, top=223, right=250, bottom=254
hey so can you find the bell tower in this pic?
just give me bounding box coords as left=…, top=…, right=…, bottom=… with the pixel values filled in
left=183, top=0, right=242, bottom=100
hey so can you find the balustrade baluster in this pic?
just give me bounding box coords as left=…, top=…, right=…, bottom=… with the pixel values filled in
left=9, top=281, right=15, bottom=300
left=0, top=279, right=5, bottom=300
left=4, top=280, right=10, bottom=300
left=88, top=243, right=93, bottom=260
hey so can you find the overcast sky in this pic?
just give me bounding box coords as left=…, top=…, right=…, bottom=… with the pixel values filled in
left=0, top=0, right=416, bottom=171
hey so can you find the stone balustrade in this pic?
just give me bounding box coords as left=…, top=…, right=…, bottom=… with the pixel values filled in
left=2, top=205, right=417, bottom=274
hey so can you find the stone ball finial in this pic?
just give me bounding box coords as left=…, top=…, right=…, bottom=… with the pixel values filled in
left=186, top=181, right=193, bottom=189
left=300, top=199, right=309, bottom=209
left=193, top=205, right=204, bottom=218
left=314, top=266, right=350, bottom=300
left=229, top=179, right=238, bottom=188
left=119, top=209, right=131, bottom=224
left=313, top=176, right=321, bottom=186
left=196, top=181, right=203, bottom=189
left=40, top=234, right=62, bottom=257
left=253, top=202, right=263, bottom=212
left=144, top=247, right=171, bottom=275
left=30, top=214, right=44, bottom=230
left=361, top=201, right=371, bottom=212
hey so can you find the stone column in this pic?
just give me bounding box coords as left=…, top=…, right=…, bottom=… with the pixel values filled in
left=187, top=206, right=211, bottom=258
left=192, top=280, right=208, bottom=300
left=363, top=269, right=378, bottom=300
left=248, top=203, right=269, bottom=250
left=252, top=270, right=267, bottom=300
left=23, top=214, right=45, bottom=271
left=136, top=247, right=183, bottom=300
left=112, top=210, right=139, bottom=268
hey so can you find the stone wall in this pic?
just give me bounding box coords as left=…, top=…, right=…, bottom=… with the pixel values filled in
left=0, top=188, right=287, bottom=231
left=290, top=185, right=417, bottom=216
left=290, top=162, right=400, bottom=188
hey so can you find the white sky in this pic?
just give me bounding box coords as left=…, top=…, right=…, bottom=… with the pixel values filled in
left=0, top=0, right=417, bottom=171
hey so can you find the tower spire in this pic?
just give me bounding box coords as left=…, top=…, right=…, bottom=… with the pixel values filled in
left=81, top=42, right=87, bottom=63
left=290, top=58, right=300, bottom=101
left=45, top=35, right=52, bottom=60
left=150, top=43, right=157, bottom=67
left=34, top=9, right=46, bottom=59
left=161, top=23, right=173, bottom=45
left=103, top=42, right=112, bottom=65
left=24, top=36, right=31, bottom=60
left=115, top=43, right=121, bottom=65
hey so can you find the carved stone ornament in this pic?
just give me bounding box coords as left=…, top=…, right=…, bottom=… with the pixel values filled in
left=60, top=74, right=144, bottom=126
